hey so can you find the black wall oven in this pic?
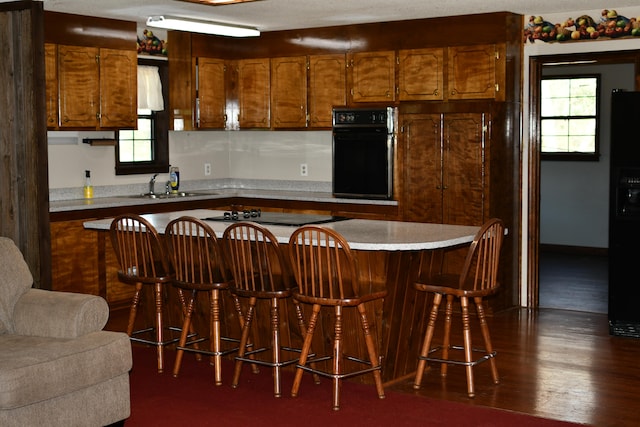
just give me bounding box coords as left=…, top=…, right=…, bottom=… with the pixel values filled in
left=332, top=107, right=394, bottom=200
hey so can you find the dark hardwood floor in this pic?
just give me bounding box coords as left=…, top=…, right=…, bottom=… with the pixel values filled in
left=107, top=251, right=640, bottom=426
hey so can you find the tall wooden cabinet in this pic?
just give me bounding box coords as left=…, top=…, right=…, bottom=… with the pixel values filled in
left=271, top=56, right=307, bottom=128
left=402, top=112, right=488, bottom=226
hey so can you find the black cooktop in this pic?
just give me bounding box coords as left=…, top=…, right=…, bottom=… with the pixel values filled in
left=205, top=210, right=347, bottom=227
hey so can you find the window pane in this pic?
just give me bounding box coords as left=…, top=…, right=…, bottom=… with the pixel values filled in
left=541, top=135, right=568, bottom=152
left=541, top=97, right=569, bottom=116
left=133, top=140, right=152, bottom=161
left=119, top=140, right=134, bottom=162
left=540, top=75, right=598, bottom=158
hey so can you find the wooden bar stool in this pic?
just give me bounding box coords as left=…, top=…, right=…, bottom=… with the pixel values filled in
left=222, top=221, right=311, bottom=397
left=288, top=225, right=387, bottom=411
left=109, top=213, right=181, bottom=373
left=412, top=218, right=505, bottom=397
left=164, top=216, right=245, bottom=385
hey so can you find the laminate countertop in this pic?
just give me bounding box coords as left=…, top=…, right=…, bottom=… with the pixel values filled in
left=50, top=188, right=398, bottom=213
left=83, top=209, right=479, bottom=251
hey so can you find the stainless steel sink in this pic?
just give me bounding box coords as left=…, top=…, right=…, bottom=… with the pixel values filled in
left=123, top=191, right=218, bottom=199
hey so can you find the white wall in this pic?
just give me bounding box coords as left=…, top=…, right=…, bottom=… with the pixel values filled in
left=47, top=130, right=332, bottom=189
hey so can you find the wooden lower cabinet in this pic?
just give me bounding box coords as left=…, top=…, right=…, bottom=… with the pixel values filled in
left=50, top=219, right=134, bottom=307
left=50, top=220, right=100, bottom=295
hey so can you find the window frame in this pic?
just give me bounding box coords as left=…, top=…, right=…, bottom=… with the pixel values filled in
left=539, top=73, right=601, bottom=162
left=115, top=58, right=170, bottom=175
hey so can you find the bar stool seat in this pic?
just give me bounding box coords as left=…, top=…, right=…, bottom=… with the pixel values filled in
left=110, top=213, right=181, bottom=373
left=288, top=225, right=387, bottom=411
left=412, top=218, right=505, bottom=397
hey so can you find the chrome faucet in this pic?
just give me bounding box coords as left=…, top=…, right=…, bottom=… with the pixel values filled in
left=148, top=173, right=159, bottom=195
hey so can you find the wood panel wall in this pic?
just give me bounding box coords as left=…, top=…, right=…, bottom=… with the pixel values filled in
left=0, top=0, right=50, bottom=289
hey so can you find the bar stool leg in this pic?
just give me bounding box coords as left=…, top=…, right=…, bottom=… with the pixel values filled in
left=154, top=283, right=165, bottom=373
left=475, top=296, right=499, bottom=384
left=414, top=293, right=442, bottom=389
left=460, top=296, right=475, bottom=397
left=173, top=294, right=196, bottom=377
left=357, top=303, right=385, bottom=399
left=441, top=294, right=454, bottom=377
left=332, top=306, right=343, bottom=411
left=291, top=305, right=321, bottom=397
left=126, top=283, right=143, bottom=336
left=232, top=297, right=257, bottom=388
left=271, top=298, right=282, bottom=397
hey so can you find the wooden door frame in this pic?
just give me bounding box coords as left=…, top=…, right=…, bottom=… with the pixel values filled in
left=527, top=50, right=640, bottom=308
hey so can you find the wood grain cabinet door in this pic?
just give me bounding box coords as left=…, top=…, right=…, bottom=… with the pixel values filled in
left=271, top=56, right=307, bottom=128
left=45, top=43, right=58, bottom=129
left=197, top=57, right=226, bottom=129
left=308, top=54, right=346, bottom=128
left=447, top=44, right=505, bottom=101
left=349, top=50, right=395, bottom=103
left=402, top=113, right=443, bottom=223
left=99, top=48, right=137, bottom=129
left=402, top=112, right=488, bottom=226
left=441, top=113, right=487, bottom=225
left=58, top=45, right=99, bottom=128
left=398, top=48, right=444, bottom=101
left=237, top=58, right=271, bottom=128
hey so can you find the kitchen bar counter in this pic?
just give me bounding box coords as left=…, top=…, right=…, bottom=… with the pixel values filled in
left=83, top=209, right=478, bottom=251
left=83, top=209, right=479, bottom=385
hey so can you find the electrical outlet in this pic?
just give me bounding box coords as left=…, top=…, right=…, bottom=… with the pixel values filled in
left=204, top=163, right=211, bottom=176
left=300, top=163, right=308, bottom=176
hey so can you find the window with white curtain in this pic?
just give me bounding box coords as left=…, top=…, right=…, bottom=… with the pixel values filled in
left=116, top=59, right=169, bottom=175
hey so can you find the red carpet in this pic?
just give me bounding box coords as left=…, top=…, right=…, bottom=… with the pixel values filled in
left=126, top=345, right=582, bottom=426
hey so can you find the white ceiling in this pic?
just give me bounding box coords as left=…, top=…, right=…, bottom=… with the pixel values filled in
left=26, top=0, right=640, bottom=32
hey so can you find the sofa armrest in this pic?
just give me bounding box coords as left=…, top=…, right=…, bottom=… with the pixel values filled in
left=12, top=289, right=109, bottom=338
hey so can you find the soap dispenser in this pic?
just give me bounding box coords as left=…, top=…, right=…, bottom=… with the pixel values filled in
left=169, top=166, right=180, bottom=193
left=83, top=170, right=93, bottom=199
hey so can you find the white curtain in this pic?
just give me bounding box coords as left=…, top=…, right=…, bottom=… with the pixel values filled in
left=138, top=65, right=164, bottom=111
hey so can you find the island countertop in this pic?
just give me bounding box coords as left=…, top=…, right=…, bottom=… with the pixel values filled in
left=83, top=209, right=479, bottom=251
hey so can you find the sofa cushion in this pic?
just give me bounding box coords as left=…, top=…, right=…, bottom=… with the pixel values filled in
left=0, top=331, right=132, bottom=410
left=0, top=237, right=34, bottom=334
left=13, top=289, right=109, bottom=338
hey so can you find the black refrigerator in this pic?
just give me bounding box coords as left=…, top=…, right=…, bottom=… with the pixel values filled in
left=609, top=90, right=640, bottom=338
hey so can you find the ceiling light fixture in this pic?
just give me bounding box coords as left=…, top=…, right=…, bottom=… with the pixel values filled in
left=146, top=16, right=260, bottom=37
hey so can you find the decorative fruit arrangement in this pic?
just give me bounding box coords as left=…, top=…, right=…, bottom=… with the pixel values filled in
left=137, top=29, right=168, bottom=56
left=524, top=9, right=640, bottom=43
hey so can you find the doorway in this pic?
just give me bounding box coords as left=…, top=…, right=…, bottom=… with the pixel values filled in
left=528, top=51, right=640, bottom=311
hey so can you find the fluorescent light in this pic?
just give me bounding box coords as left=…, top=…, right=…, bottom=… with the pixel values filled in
left=147, top=16, right=259, bottom=37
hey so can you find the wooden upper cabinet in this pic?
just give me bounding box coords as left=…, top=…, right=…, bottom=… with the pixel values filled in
left=53, top=45, right=137, bottom=130
left=196, top=57, right=226, bottom=129
left=58, top=45, right=100, bottom=128
left=398, top=48, right=444, bottom=101
left=99, top=48, right=137, bottom=128
left=271, top=56, right=307, bottom=128
left=237, top=58, right=270, bottom=128
left=447, top=44, right=506, bottom=101
left=349, top=50, right=395, bottom=103
left=308, top=54, right=346, bottom=128
left=45, top=43, right=58, bottom=128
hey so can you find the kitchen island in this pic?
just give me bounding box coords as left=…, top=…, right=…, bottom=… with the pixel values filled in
left=84, top=209, right=479, bottom=384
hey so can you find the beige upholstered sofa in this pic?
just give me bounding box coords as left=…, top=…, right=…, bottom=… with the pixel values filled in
left=0, top=237, right=132, bottom=426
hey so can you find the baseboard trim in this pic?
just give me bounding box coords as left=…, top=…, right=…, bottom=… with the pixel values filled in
left=540, top=244, right=608, bottom=256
